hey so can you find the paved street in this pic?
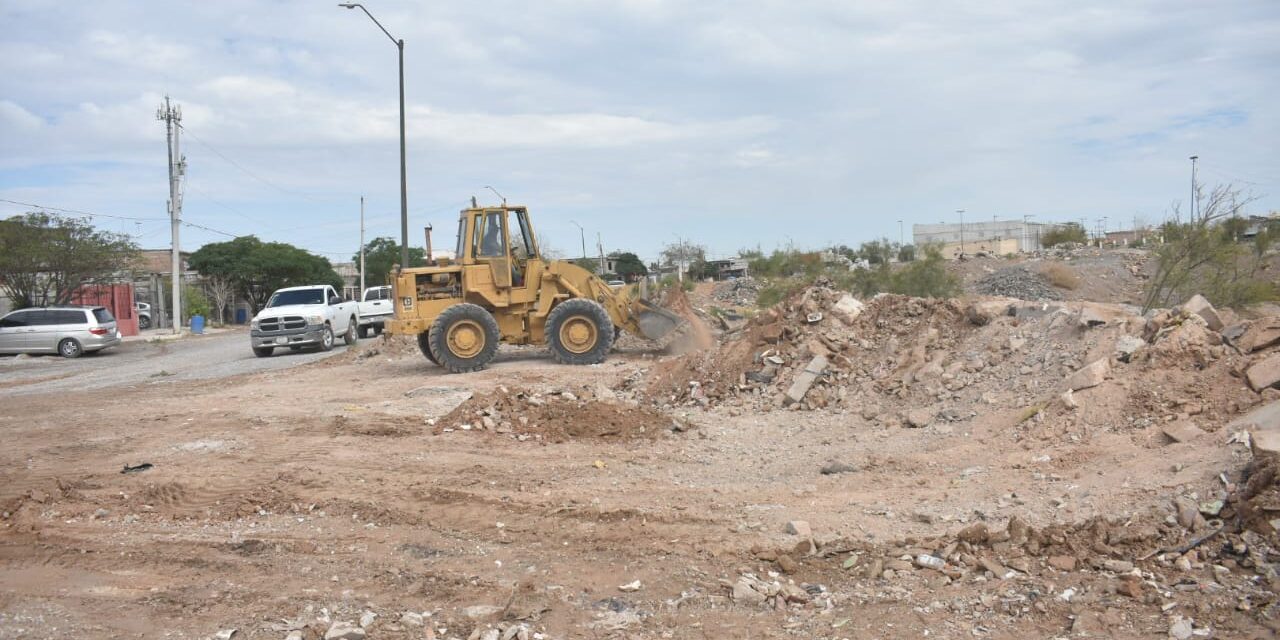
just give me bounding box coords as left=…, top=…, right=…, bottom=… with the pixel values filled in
left=0, top=328, right=353, bottom=396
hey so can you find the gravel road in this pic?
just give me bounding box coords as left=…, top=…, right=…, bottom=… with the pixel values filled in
left=0, top=328, right=353, bottom=396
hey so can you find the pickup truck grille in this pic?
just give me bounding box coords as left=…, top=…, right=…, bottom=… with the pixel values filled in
left=259, top=316, right=306, bottom=332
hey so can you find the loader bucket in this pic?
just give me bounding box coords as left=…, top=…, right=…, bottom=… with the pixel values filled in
left=632, top=298, right=688, bottom=341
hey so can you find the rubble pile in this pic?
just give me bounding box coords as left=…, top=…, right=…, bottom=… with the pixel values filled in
left=710, top=277, right=762, bottom=307
left=974, top=266, right=1063, bottom=301
left=645, top=280, right=1280, bottom=434
left=435, top=386, right=689, bottom=442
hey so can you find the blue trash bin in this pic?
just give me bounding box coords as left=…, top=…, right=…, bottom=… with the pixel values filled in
left=235, top=308, right=248, bottom=324
left=191, top=315, right=205, bottom=334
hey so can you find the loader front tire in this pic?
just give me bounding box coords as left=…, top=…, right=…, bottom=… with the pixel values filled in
left=547, top=298, right=614, bottom=365
left=416, top=331, right=439, bottom=365
left=429, top=303, right=499, bottom=373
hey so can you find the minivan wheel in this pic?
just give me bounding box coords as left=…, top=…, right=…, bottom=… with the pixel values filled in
left=58, top=338, right=84, bottom=359
left=138, top=315, right=151, bottom=329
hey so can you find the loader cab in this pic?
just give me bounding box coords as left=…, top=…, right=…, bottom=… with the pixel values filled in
left=460, top=206, right=544, bottom=302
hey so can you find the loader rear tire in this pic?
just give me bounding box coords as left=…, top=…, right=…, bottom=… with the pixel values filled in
left=429, top=303, right=499, bottom=373
left=547, top=298, right=614, bottom=365
left=416, top=331, right=439, bottom=365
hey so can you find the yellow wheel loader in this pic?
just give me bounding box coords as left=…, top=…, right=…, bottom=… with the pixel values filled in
left=384, top=204, right=687, bottom=373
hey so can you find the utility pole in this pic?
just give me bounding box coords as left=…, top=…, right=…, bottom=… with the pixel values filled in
left=157, top=96, right=185, bottom=335
left=1189, top=155, right=1199, bottom=224
left=569, top=220, right=586, bottom=260
left=597, top=232, right=605, bottom=275
left=898, top=220, right=903, bottom=247
left=359, top=196, right=366, bottom=295
left=956, top=209, right=966, bottom=255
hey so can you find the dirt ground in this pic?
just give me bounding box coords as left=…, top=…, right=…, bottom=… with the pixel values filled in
left=3, top=286, right=1280, bottom=639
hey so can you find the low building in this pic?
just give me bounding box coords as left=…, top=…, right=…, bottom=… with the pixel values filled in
left=705, top=258, right=749, bottom=279
left=913, top=219, right=1051, bottom=256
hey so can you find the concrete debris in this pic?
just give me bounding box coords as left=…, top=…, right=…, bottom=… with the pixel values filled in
left=1230, top=400, right=1280, bottom=432
left=1246, top=355, right=1280, bottom=392
left=323, top=622, right=366, bottom=640
left=462, top=605, right=504, bottom=621
left=399, top=612, right=424, bottom=627
left=832, top=295, right=865, bottom=324
left=617, top=580, right=642, bottom=592
left=358, top=611, right=376, bottom=629
left=975, top=266, right=1062, bottom=301
left=1114, top=335, right=1145, bottom=362
left=1168, top=616, right=1194, bottom=640
left=1240, top=317, right=1280, bottom=353
left=965, top=300, right=1013, bottom=326
left=1066, top=358, right=1110, bottom=391
left=1161, top=421, right=1205, bottom=443
left=784, top=520, right=811, bottom=537
left=1181, top=294, right=1224, bottom=331
left=783, top=355, right=828, bottom=405
left=1059, top=389, right=1079, bottom=410
left=820, top=460, right=858, bottom=475
left=211, top=631, right=237, bottom=640
left=905, top=408, right=934, bottom=428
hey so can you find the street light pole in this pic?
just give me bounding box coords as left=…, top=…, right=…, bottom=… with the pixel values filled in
left=956, top=209, right=966, bottom=256
left=340, top=3, right=409, bottom=271
left=568, top=220, right=586, bottom=259
left=1189, top=155, right=1199, bottom=224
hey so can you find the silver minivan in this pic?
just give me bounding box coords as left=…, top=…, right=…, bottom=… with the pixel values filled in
left=0, top=306, right=123, bottom=358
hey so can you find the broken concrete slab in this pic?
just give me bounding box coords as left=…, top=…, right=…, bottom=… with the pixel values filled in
left=1246, top=355, right=1280, bottom=392
left=832, top=294, right=865, bottom=324
left=1229, top=400, right=1280, bottom=433
left=1251, top=429, right=1280, bottom=461
left=1241, top=317, right=1280, bottom=353
left=784, top=520, right=811, bottom=536
left=965, top=300, right=1013, bottom=326
left=1182, top=294, right=1224, bottom=331
left=1162, top=421, right=1206, bottom=443
left=1066, top=358, right=1110, bottom=391
left=1114, top=335, right=1145, bottom=362
left=784, top=355, right=829, bottom=405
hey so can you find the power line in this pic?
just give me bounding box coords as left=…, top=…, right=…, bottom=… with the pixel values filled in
left=179, top=124, right=340, bottom=205
left=0, top=198, right=166, bottom=222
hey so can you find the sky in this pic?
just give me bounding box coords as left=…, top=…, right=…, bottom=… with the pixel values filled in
left=2, top=0, right=1278, bottom=266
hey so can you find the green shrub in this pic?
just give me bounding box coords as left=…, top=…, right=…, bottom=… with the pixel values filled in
left=1042, top=223, right=1088, bottom=247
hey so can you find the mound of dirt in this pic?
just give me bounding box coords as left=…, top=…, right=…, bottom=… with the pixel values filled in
left=436, top=387, right=687, bottom=442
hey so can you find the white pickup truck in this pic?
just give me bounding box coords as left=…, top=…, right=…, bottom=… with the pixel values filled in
left=356, top=285, right=394, bottom=338
left=249, top=285, right=359, bottom=357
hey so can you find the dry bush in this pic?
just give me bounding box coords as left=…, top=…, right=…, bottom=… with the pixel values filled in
left=1041, top=263, right=1080, bottom=290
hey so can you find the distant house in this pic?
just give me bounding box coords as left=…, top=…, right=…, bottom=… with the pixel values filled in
left=705, top=258, right=749, bottom=279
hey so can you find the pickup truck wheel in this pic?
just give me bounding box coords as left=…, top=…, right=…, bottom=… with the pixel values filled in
left=428, top=303, right=499, bottom=373
left=343, top=317, right=357, bottom=345
left=546, top=298, right=614, bottom=365
left=416, top=331, right=439, bottom=365
left=319, top=324, right=335, bottom=351
left=253, top=346, right=274, bottom=358
left=357, top=325, right=369, bottom=339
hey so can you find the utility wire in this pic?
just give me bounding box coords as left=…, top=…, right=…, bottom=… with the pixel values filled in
left=0, top=198, right=166, bottom=222
left=179, top=124, right=342, bottom=205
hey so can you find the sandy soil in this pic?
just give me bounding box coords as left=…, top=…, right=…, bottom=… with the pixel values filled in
left=2, top=298, right=1279, bottom=639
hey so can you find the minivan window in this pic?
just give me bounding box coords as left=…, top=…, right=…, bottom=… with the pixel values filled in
left=0, top=310, right=32, bottom=328
left=51, top=310, right=87, bottom=324
left=93, top=308, right=114, bottom=323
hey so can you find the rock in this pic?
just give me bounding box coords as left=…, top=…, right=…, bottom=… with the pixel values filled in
left=286, top=632, right=304, bottom=640
left=956, top=523, right=989, bottom=545
left=399, top=612, right=424, bottom=627
left=212, top=631, right=238, bottom=640
left=1182, top=294, right=1224, bottom=331
left=965, top=300, right=1013, bottom=326
left=462, top=605, right=504, bottom=621
left=1168, top=616, right=1193, bottom=640
left=785, top=520, right=811, bottom=537
left=1103, top=559, right=1134, bottom=573
left=1066, top=358, right=1110, bottom=391
left=832, top=295, right=865, bottom=324
left=324, top=622, right=367, bottom=640
left=905, top=408, right=934, bottom=428
left=980, top=556, right=1011, bottom=578
left=618, top=580, right=642, bottom=592
left=784, top=355, right=829, bottom=405
left=1250, top=429, right=1280, bottom=460
left=1079, top=306, right=1108, bottom=328
left=1059, top=389, right=1078, bottom=409
left=820, top=460, right=857, bottom=475
left=1114, top=335, right=1145, bottom=362
left=1241, top=317, right=1280, bottom=353
left=1162, top=421, right=1205, bottom=443
left=1246, top=355, right=1280, bottom=392
left=914, top=554, right=946, bottom=571
left=1175, top=499, right=1203, bottom=530
left=358, top=611, right=376, bottom=629
left=732, top=579, right=766, bottom=604
left=776, top=554, right=798, bottom=573
left=1117, top=575, right=1143, bottom=598
left=1231, top=400, right=1280, bottom=432
left=478, top=629, right=500, bottom=640
left=1048, top=555, right=1077, bottom=571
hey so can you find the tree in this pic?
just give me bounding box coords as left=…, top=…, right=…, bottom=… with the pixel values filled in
left=0, top=212, right=140, bottom=308
left=897, top=244, right=917, bottom=262
left=610, top=252, right=647, bottom=281
left=1142, top=184, right=1277, bottom=311
left=205, top=274, right=235, bottom=324
left=661, top=239, right=706, bottom=279
left=571, top=257, right=600, bottom=273
left=190, top=236, right=343, bottom=312
left=1041, top=223, right=1088, bottom=247
left=354, top=237, right=425, bottom=287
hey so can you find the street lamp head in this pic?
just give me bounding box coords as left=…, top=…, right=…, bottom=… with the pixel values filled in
left=338, top=3, right=357, bottom=8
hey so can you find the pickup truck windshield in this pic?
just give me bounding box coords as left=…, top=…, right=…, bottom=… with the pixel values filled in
left=267, top=289, right=325, bottom=307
